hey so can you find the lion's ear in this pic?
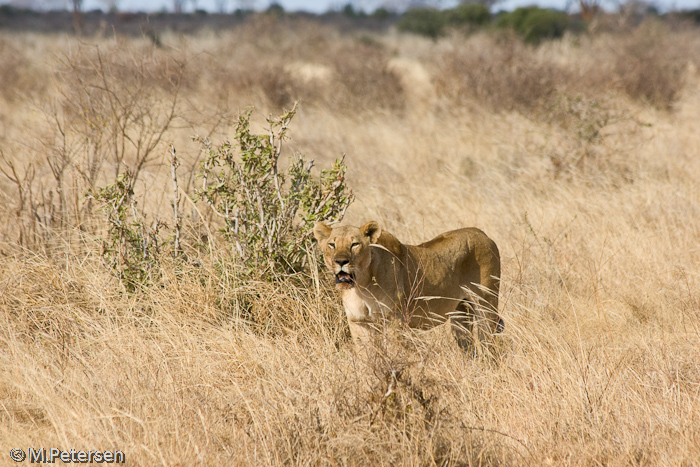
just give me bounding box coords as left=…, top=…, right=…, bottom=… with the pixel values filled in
left=313, top=222, right=332, bottom=242
left=361, top=221, right=382, bottom=244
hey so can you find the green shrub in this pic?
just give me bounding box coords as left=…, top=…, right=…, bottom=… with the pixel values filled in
left=266, top=2, right=284, bottom=16
left=497, top=6, right=570, bottom=44
left=397, top=8, right=445, bottom=38
left=398, top=5, right=492, bottom=38
left=371, top=7, right=391, bottom=20
left=342, top=3, right=361, bottom=17
left=90, top=170, right=167, bottom=292
left=444, top=3, right=491, bottom=27
left=195, top=104, right=354, bottom=276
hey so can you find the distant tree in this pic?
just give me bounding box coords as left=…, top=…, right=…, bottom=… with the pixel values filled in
left=266, top=1, right=284, bottom=15
left=71, top=0, right=83, bottom=34
left=343, top=3, right=358, bottom=17
left=398, top=2, right=492, bottom=38
left=397, top=7, right=444, bottom=38
left=173, top=0, right=185, bottom=13
left=496, top=6, right=571, bottom=44
left=341, top=0, right=379, bottom=14
left=579, top=0, right=600, bottom=21
left=445, top=3, right=491, bottom=26
left=460, top=0, right=500, bottom=9
left=371, top=6, right=391, bottom=19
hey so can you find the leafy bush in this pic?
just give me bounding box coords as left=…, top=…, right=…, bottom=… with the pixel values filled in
left=444, top=3, right=491, bottom=28
left=371, top=7, right=391, bottom=20
left=266, top=2, right=284, bottom=16
left=342, top=3, right=362, bottom=18
left=397, top=8, right=445, bottom=39
left=496, top=6, right=571, bottom=44
left=90, top=170, right=167, bottom=292
left=195, top=104, right=354, bottom=276
left=398, top=5, right=492, bottom=38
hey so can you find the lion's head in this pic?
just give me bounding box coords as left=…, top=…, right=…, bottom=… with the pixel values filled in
left=313, top=221, right=382, bottom=289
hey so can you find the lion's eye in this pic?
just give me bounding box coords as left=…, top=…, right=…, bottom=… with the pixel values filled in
left=351, top=243, right=360, bottom=249
left=328, top=242, right=335, bottom=249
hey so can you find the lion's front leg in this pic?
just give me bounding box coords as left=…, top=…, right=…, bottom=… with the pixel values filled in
left=342, top=288, right=381, bottom=351
left=347, top=319, right=379, bottom=348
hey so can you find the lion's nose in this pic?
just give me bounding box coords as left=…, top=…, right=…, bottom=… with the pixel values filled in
left=335, top=259, right=349, bottom=267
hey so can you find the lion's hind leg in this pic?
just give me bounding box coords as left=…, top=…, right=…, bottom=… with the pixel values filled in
left=450, top=294, right=503, bottom=353
left=449, top=300, right=475, bottom=352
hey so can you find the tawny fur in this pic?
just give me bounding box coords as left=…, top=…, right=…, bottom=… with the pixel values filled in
left=313, top=221, right=501, bottom=350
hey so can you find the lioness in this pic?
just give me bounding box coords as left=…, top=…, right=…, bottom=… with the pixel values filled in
left=313, top=221, right=502, bottom=351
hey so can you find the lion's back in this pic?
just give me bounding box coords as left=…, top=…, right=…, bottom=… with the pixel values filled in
left=414, top=227, right=500, bottom=290
left=417, top=227, right=497, bottom=257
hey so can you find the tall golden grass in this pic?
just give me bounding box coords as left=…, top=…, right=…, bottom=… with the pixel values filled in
left=1, top=17, right=699, bottom=465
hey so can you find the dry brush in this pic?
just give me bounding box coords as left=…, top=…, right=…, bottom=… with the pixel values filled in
left=1, top=18, right=699, bottom=466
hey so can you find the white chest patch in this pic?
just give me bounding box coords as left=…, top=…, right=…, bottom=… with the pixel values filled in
left=341, top=288, right=383, bottom=323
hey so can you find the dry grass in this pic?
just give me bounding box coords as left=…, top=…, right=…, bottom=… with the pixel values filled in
left=1, top=17, right=700, bottom=466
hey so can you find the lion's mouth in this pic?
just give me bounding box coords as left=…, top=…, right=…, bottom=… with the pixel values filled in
left=335, top=271, right=355, bottom=287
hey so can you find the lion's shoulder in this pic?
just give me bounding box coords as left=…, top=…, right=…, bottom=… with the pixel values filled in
left=374, top=230, right=405, bottom=258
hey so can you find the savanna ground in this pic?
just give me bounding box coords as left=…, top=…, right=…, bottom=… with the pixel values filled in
left=1, top=14, right=700, bottom=466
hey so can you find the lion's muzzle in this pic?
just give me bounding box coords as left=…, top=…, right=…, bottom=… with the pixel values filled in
left=333, top=260, right=355, bottom=288
left=335, top=271, right=355, bottom=287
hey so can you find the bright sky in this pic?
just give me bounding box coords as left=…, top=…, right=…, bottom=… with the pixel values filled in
left=81, top=0, right=699, bottom=14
